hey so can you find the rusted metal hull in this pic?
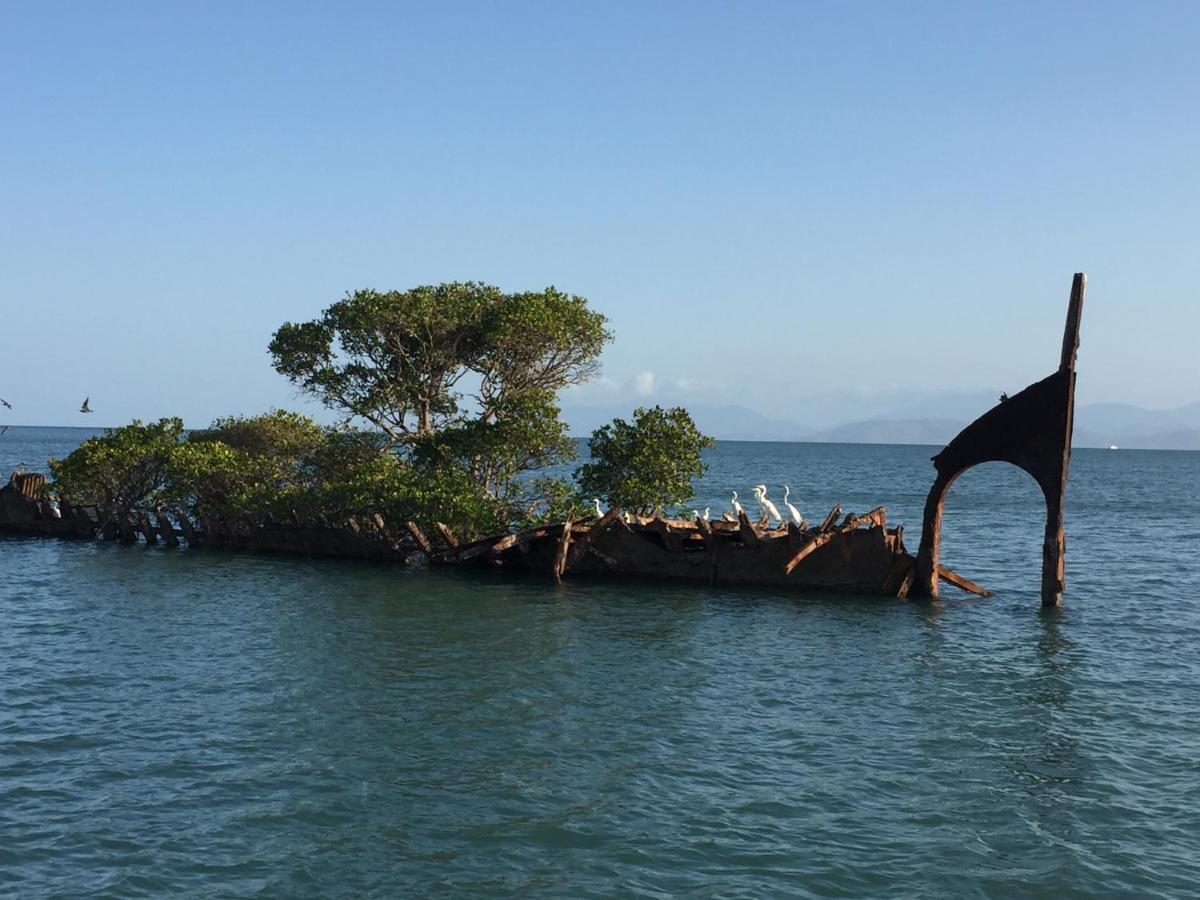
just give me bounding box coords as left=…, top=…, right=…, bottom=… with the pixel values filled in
left=911, top=273, right=1084, bottom=607
left=448, top=510, right=990, bottom=598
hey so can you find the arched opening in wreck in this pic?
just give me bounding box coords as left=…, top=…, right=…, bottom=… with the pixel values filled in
left=936, top=461, right=1046, bottom=592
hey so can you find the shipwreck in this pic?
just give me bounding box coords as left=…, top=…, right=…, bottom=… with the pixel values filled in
left=0, top=275, right=1085, bottom=607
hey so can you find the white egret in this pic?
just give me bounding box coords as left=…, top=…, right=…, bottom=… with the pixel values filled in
left=592, top=497, right=604, bottom=518
left=783, top=485, right=803, bottom=526
left=753, top=484, right=782, bottom=524
left=730, top=491, right=744, bottom=518
left=702, top=507, right=711, bottom=521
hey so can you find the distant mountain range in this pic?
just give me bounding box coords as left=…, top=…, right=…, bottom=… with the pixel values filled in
left=562, top=400, right=1200, bottom=451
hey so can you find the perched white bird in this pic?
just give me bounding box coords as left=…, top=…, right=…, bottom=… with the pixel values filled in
left=753, top=484, right=782, bottom=524
left=702, top=507, right=711, bottom=521
left=592, top=497, right=604, bottom=518
left=691, top=509, right=700, bottom=520
left=783, top=485, right=803, bottom=526
left=730, top=491, right=744, bottom=518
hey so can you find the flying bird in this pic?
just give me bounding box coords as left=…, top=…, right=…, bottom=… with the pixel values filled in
left=0, top=425, right=9, bottom=437
left=783, top=485, right=803, bottom=527
left=80, top=397, right=92, bottom=414
left=0, top=398, right=10, bottom=409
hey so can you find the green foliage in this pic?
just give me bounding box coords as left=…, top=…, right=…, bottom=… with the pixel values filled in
left=268, top=282, right=611, bottom=448
left=520, top=476, right=589, bottom=528
left=189, top=409, right=327, bottom=460
left=311, top=454, right=504, bottom=539
left=576, top=406, right=715, bottom=515
left=412, top=390, right=576, bottom=507
left=50, top=418, right=184, bottom=521
left=268, top=282, right=610, bottom=525
left=269, top=283, right=499, bottom=442
left=47, top=283, right=618, bottom=544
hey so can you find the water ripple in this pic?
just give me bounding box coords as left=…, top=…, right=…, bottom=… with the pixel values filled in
left=1, top=444, right=1199, bottom=896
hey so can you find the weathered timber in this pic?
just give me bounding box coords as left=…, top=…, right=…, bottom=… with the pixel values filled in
left=737, top=510, right=760, bottom=546
left=937, top=564, right=993, bottom=598
left=817, top=505, right=841, bottom=533
left=912, top=274, right=1084, bottom=607
left=155, top=508, right=179, bottom=548
left=435, top=522, right=459, bottom=548
left=176, top=510, right=199, bottom=546
left=406, top=521, right=434, bottom=555
left=553, top=516, right=574, bottom=583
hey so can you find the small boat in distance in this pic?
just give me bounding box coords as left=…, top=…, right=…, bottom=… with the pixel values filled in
left=1109, top=444, right=1119, bottom=450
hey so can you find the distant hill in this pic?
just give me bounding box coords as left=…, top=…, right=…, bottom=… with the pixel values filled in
left=563, top=400, right=1200, bottom=450
left=803, top=418, right=965, bottom=446
left=562, top=403, right=811, bottom=443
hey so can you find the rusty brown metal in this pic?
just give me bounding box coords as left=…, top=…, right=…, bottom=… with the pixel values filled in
left=911, top=273, right=1085, bottom=607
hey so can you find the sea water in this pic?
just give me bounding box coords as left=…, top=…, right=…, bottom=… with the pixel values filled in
left=1, top=427, right=1198, bottom=897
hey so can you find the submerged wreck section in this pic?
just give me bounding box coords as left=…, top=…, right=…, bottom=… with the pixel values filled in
left=911, top=273, right=1085, bottom=607
left=0, top=468, right=990, bottom=598
left=441, top=507, right=990, bottom=599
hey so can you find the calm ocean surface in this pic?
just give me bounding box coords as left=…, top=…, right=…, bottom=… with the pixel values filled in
left=2, top=426, right=1198, bottom=897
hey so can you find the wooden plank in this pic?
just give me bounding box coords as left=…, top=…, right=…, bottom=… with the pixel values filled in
left=137, top=513, right=157, bottom=544
left=459, top=532, right=520, bottom=561
left=406, top=521, right=433, bottom=554
left=937, top=564, right=993, bottom=598
left=553, top=516, right=574, bottom=582
left=435, top=522, right=459, bottom=548
left=176, top=509, right=199, bottom=546
left=454, top=524, right=563, bottom=561
left=817, top=504, right=841, bottom=533
left=155, top=508, right=179, bottom=548
left=737, top=510, right=760, bottom=546
left=859, top=507, right=887, bottom=528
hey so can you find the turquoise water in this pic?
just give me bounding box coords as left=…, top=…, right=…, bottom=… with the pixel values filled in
left=2, top=427, right=1199, bottom=897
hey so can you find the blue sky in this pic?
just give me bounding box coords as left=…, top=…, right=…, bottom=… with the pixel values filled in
left=2, top=1, right=1197, bottom=428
